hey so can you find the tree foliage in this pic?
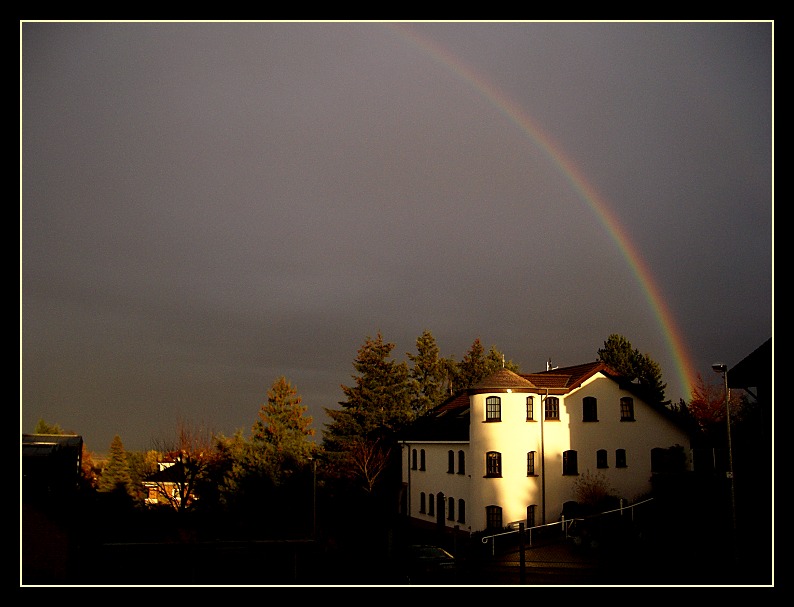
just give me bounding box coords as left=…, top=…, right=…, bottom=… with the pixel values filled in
left=34, top=418, right=66, bottom=434
left=406, top=329, right=449, bottom=416
left=323, top=332, right=413, bottom=492
left=597, top=334, right=667, bottom=404
left=455, top=338, right=520, bottom=391
left=205, top=378, right=317, bottom=532
left=252, top=376, right=316, bottom=464
left=98, top=435, right=134, bottom=500
left=686, top=371, right=744, bottom=442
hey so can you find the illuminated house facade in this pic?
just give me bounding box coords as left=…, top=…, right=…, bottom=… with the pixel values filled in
left=400, top=362, right=693, bottom=535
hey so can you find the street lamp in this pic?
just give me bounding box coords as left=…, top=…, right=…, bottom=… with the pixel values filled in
left=712, top=363, right=737, bottom=557
left=308, top=456, right=317, bottom=539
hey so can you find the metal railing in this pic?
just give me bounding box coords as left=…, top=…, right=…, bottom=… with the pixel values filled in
left=479, top=497, right=654, bottom=556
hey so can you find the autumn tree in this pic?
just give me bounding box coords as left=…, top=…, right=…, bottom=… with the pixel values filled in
left=687, top=371, right=744, bottom=436
left=597, top=333, right=667, bottom=404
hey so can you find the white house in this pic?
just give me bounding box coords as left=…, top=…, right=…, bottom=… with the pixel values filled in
left=400, top=362, right=693, bottom=535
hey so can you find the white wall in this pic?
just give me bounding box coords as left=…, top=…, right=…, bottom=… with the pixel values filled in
left=403, top=373, right=692, bottom=534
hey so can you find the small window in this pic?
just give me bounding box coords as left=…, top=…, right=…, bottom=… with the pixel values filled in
left=486, top=396, right=502, bottom=421
left=527, top=451, right=536, bottom=476
left=420, top=449, right=426, bottom=471
left=447, top=497, right=455, bottom=521
left=428, top=493, right=435, bottom=516
left=527, top=504, right=537, bottom=528
left=486, top=451, right=502, bottom=477
left=447, top=450, right=455, bottom=474
left=597, top=449, right=608, bottom=469
left=620, top=397, right=635, bottom=421
left=457, top=450, right=465, bottom=475
left=457, top=499, right=466, bottom=524
left=616, top=449, right=627, bottom=468
left=545, top=396, right=560, bottom=420
left=583, top=396, right=598, bottom=422
left=486, top=505, right=503, bottom=530
left=411, top=449, right=417, bottom=470
left=563, top=450, right=578, bottom=475
left=419, top=492, right=426, bottom=514
left=526, top=396, right=534, bottom=421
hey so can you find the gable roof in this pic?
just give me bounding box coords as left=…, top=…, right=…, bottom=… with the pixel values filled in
left=401, top=360, right=691, bottom=442
left=520, top=361, right=619, bottom=392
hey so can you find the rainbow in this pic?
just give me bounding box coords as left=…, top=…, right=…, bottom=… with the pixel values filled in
left=391, top=24, right=696, bottom=401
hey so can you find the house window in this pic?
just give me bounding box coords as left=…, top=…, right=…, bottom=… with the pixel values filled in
left=616, top=449, right=627, bottom=468
left=583, top=397, right=598, bottom=422
left=486, top=396, right=502, bottom=421
left=457, top=450, right=465, bottom=475
left=486, top=505, right=503, bottom=530
left=457, top=499, right=466, bottom=524
left=428, top=493, right=435, bottom=516
left=420, top=449, right=426, bottom=471
left=563, top=450, right=578, bottom=475
left=419, top=492, right=426, bottom=514
left=486, top=451, right=502, bottom=477
left=411, top=449, right=417, bottom=470
left=597, top=449, right=608, bottom=469
left=651, top=448, right=664, bottom=473
left=620, top=397, right=635, bottom=421
left=527, top=451, right=536, bottom=476
left=447, top=450, right=455, bottom=474
left=545, top=396, right=560, bottom=420
left=526, top=396, right=534, bottom=421
left=447, top=497, right=455, bottom=521
left=527, top=504, right=537, bottom=528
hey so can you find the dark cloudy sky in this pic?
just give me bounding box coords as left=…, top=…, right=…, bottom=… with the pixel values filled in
left=21, top=21, right=773, bottom=453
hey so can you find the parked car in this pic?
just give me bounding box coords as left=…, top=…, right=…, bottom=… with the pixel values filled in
left=404, top=544, right=456, bottom=584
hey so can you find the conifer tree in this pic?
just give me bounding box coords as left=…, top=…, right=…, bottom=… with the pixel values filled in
left=322, top=332, right=412, bottom=491
left=251, top=376, right=316, bottom=480
left=98, top=434, right=134, bottom=498
left=457, top=337, right=488, bottom=390
left=457, top=338, right=520, bottom=390
left=406, top=329, right=448, bottom=416
left=597, top=333, right=667, bottom=404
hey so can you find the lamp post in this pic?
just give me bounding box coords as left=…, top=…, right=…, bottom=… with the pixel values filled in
left=308, top=456, right=317, bottom=539
left=712, top=363, right=737, bottom=561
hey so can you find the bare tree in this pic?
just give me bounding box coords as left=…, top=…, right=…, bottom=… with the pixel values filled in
left=346, top=436, right=392, bottom=494
left=148, top=418, right=218, bottom=513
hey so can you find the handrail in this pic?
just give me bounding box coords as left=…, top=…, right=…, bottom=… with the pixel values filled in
left=479, top=497, right=654, bottom=555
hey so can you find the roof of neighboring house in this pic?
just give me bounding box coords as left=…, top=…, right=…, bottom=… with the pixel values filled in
left=22, top=434, right=83, bottom=458
left=143, top=462, right=185, bottom=484
left=728, top=337, right=771, bottom=395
